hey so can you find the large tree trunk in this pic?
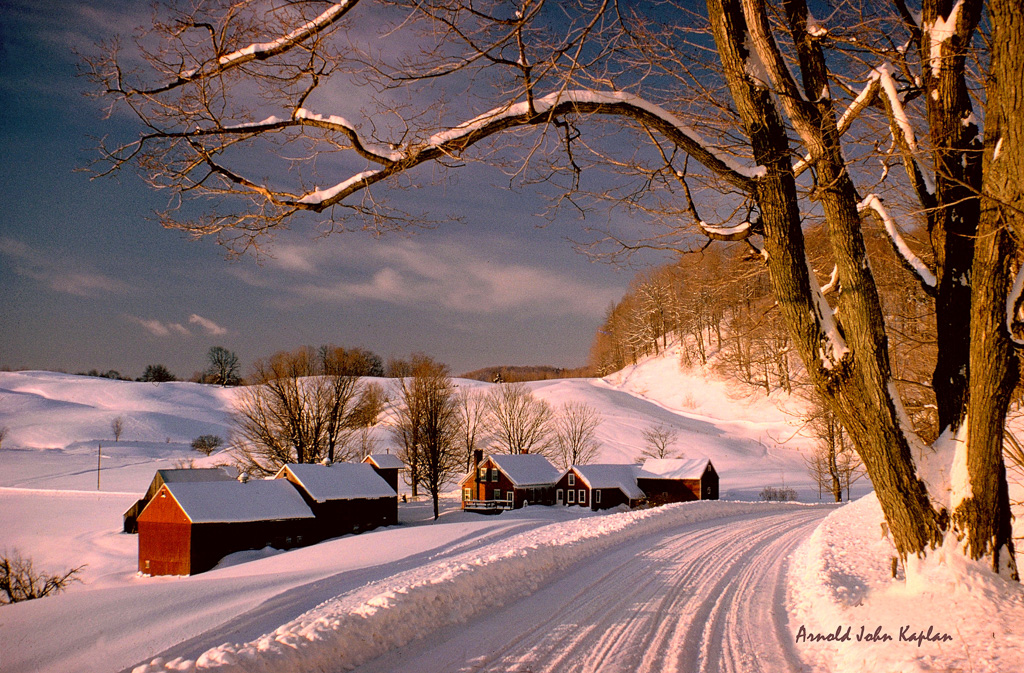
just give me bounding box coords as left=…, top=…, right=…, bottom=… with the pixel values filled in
left=957, top=0, right=1024, bottom=578
left=710, top=0, right=946, bottom=561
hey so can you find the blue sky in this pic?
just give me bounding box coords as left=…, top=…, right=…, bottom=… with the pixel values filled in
left=0, top=1, right=653, bottom=378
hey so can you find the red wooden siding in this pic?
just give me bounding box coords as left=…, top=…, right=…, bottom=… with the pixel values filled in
left=137, top=487, right=192, bottom=575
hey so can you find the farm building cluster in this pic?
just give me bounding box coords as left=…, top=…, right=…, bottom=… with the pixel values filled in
left=126, top=452, right=718, bottom=576
left=126, top=454, right=404, bottom=576
left=460, top=452, right=718, bottom=512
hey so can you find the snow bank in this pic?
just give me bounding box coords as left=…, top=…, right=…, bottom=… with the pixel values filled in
left=788, top=494, right=1024, bottom=672
left=133, top=501, right=782, bottom=673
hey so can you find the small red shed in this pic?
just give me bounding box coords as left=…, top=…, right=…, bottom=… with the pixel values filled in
left=461, top=453, right=559, bottom=511
left=555, top=464, right=646, bottom=510
left=137, top=479, right=315, bottom=576
left=123, top=467, right=235, bottom=533
left=637, top=458, right=719, bottom=504
left=275, top=463, right=398, bottom=540
left=361, top=453, right=405, bottom=493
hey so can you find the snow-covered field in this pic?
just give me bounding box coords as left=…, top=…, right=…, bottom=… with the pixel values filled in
left=1, top=346, right=1022, bottom=672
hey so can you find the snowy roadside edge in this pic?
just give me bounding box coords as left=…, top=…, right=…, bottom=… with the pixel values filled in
left=787, top=494, right=1024, bottom=673
left=134, top=501, right=793, bottom=673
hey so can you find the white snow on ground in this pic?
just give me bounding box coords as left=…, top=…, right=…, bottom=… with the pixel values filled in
left=131, top=501, right=809, bottom=673
left=789, top=493, right=1024, bottom=673
left=2, top=347, right=1022, bottom=673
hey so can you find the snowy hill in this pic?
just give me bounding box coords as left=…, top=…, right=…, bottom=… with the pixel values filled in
left=0, top=342, right=820, bottom=499
left=2, top=352, right=1023, bottom=673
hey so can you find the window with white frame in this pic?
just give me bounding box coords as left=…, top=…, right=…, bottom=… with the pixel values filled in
left=568, top=489, right=575, bottom=503
left=491, top=468, right=499, bottom=482
left=579, top=489, right=586, bottom=504
left=494, top=489, right=502, bottom=500
left=568, top=473, right=575, bottom=486
left=463, top=488, right=471, bottom=500
left=595, top=489, right=601, bottom=504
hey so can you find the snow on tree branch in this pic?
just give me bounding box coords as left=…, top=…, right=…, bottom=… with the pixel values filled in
left=1007, top=266, right=1024, bottom=346
left=136, top=1, right=360, bottom=95
left=807, top=260, right=850, bottom=371
left=221, top=90, right=765, bottom=211
left=859, top=194, right=937, bottom=292
left=793, top=73, right=881, bottom=177
left=927, top=0, right=965, bottom=78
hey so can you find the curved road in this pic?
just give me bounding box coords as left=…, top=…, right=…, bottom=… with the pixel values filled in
left=353, top=506, right=827, bottom=673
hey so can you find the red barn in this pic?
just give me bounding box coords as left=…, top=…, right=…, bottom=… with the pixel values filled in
left=137, top=479, right=315, bottom=576
left=555, top=464, right=646, bottom=510
left=637, top=458, right=719, bottom=504
left=461, top=453, right=559, bottom=512
left=123, top=467, right=235, bottom=533
left=275, top=463, right=398, bottom=540
left=361, top=453, right=405, bottom=493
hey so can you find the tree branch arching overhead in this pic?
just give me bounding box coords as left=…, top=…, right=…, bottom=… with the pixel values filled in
left=94, top=0, right=1023, bottom=579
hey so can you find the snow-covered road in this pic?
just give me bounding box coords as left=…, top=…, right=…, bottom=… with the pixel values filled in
left=353, top=506, right=826, bottom=673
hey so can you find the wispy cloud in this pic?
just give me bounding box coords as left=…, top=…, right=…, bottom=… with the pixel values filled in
left=189, top=314, right=228, bottom=336
left=127, top=316, right=191, bottom=338
left=0, top=236, right=130, bottom=297
left=250, top=237, right=622, bottom=317
left=126, top=313, right=227, bottom=338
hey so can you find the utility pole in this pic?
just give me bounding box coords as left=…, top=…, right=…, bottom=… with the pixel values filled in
left=97, top=442, right=102, bottom=491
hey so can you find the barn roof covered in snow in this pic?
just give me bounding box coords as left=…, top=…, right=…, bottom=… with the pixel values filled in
left=276, top=463, right=396, bottom=502
left=488, top=454, right=560, bottom=486
left=158, top=479, right=315, bottom=524
left=571, top=464, right=646, bottom=500
left=363, top=454, right=405, bottom=470
left=638, top=458, right=714, bottom=480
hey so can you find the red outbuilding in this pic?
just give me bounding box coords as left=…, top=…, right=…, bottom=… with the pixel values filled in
left=461, top=453, right=559, bottom=512
left=636, top=458, right=719, bottom=504
left=361, top=453, right=405, bottom=493
left=555, top=464, right=647, bottom=510
left=275, top=462, right=398, bottom=540
left=137, top=478, right=315, bottom=576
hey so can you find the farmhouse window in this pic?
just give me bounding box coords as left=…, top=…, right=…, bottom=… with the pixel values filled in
left=479, top=467, right=486, bottom=480
left=490, top=468, right=498, bottom=482
left=595, top=490, right=602, bottom=504
left=463, top=488, right=471, bottom=500
left=579, top=490, right=586, bottom=504
left=568, top=473, right=575, bottom=486
left=494, top=489, right=502, bottom=500
left=568, top=490, right=575, bottom=504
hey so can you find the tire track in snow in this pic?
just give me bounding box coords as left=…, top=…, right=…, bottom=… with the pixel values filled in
left=354, top=507, right=825, bottom=673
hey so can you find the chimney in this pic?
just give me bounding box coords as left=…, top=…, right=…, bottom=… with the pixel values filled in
left=473, top=449, right=483, bottom=469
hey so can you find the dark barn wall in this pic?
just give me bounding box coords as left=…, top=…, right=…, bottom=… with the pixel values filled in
left=189, top=519, right=315, bottom=575
left=310, top=497, right=397, bottom=540
left=637, top=478, right=700, bottom=504
left=371, top=467, right=400, bottom=493
left=591, top=488, right=631, bottom=510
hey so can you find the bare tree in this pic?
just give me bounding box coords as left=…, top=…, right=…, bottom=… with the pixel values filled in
left=1, top=550, right=84, bottom=604
left=391, top=354, right=461, bottom=515
left=553, top=401, right=603, bottom=469
left=486, top=382, right=554, bottom=457
left=233, top=346, right=362, bottom=476
left=639, top=424, right=683, bottom=462
left=455, top=386, right=490, bottom=471
left=804, top=402, right=865, bottom=502
left=191, top=434, right=223, bottom=456
left=111, top=416, right=125, bottom=443
left=205, top=346, right=241, bottom=386
left=93, top=0, right=1024, bottom=576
